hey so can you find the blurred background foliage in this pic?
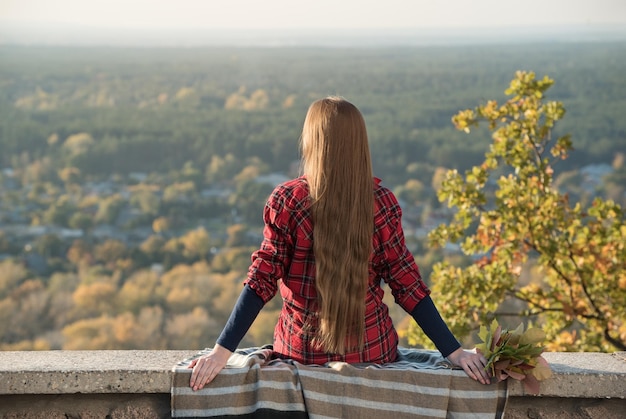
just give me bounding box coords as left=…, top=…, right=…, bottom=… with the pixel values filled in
left=0, top=43, right=624, bottom=351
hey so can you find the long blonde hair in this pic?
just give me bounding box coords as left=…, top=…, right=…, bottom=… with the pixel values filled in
left=300, top=97, right=374, bottom=354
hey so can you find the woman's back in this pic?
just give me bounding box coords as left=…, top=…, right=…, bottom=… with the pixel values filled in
left=188, top=97, right=491, bottom=391
left=246, top=177, right=430, bottom=364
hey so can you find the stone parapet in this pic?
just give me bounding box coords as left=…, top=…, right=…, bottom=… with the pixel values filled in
left=0, top=350, right=196, bottom=395
left=0, top=350, right=624, bottom=418
left=506, top=351, right=626, bottom=398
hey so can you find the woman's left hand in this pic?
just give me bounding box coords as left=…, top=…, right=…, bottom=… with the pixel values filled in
left=188, top=344, right=232, bottom=391
left=446, top=347, right=491, bottom=384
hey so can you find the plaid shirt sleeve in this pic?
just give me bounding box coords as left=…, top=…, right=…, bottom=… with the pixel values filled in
left=244, top=184, right=295, bottom=303
left=374, top=185, right=431, bottom=313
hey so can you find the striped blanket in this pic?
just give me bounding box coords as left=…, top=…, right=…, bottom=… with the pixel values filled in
left=171, top=346, right=508, bottom=419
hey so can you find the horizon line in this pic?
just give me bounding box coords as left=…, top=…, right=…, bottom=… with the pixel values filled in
left=2, top=20, right=626, bottom=31
left=2, top=22, right=625, bottom=48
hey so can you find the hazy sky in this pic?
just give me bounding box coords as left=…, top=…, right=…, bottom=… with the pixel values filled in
left=1, top=0, right=625, bottom=29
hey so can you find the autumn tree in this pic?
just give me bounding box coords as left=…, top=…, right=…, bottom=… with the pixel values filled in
left=110, top=308, right=166, bottom=349
left=179, top=227, right=211, bottom=260
left=408, top=72, right=626, bottom=352
left=66, top=239, right=94, bottom=267
left=156, top=262, right=218, bottom=314
left=93, top=239, right=128, bottom=269
left=42, top=195, right=75, bottom=226
left=225, top=224, right=248, bottom=248
left=163, top=181, right=196, bottom=203
left=117, top=270, right=161, bottom=313
left=58, top=166, right=81, bottom=185
left=152, top=216, right=171, bottom=234
left=1, top=280, right=50, bottom=344
left=68, top=212, right=94, bottom=231
left=210, top=247, right=254, bottom=274
left=139, top=234, right=166, bottom=262
left=47, top=272, right=80, bottom=331
left=165, top=307, right=218, bottom=349
left=130, top=189, right=161, bottom=216
left=178, top=161, right=203, bottom=188
left=95, top=194, right=125, bottom=224
left=204, top=153, right=242, bottom=184
left=62, top=316, right=118, bottom=350
left=394, top=179, right=427, bottom=207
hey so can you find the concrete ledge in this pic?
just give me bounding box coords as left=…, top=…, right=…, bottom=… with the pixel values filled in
left=0, top=350, right=624, bottom=418
left=0, top=350, right=624, bottom=398
left=0, top=350, right=196, bottom=395
left=506, top=351, right=626, bottom=399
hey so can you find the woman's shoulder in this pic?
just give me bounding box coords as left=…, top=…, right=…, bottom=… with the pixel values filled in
left=373, top=178, right=402, bottom=220
left=268, top=176, right=310, bottom=211
left=373, top=178, right=400, bottom=206
left=273, top=176, right=309, bottom=197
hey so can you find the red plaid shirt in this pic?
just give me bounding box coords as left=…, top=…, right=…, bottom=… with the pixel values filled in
left=244, top=176, right=430, bottom=364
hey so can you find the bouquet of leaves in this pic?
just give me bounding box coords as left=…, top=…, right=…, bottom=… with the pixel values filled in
left=476, top=319, right=553, bottom=394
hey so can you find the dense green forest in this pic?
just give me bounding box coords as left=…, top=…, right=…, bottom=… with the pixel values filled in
left=2, top=43, right=625, bottom=177
left=0, top=42, right=624, bottom=351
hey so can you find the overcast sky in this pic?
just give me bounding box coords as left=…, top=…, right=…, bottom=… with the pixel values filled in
left=1, top=0, right=625, bottom=29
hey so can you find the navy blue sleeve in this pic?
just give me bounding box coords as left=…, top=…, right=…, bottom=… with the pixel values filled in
left=215, top=284, right=265, bottom=352
left=410, top=295, right=461, bottom=358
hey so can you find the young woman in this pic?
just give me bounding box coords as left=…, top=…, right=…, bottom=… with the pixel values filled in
left=190, top=97, right=491, bottom=390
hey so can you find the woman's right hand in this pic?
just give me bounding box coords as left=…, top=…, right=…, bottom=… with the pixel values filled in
left=188, top=344, right=232, bottom=391
left=446, top=347, right=491, bottom=385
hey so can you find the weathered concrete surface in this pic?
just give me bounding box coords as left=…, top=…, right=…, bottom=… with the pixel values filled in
left=507, top=351, right=626, bottom=399
left=0, top=350, right=624, bottom=418
left=0, top=350, right=196, bottom=395
left=1, top=350, right=624, bottom=398
left=0, top=351, right=195, bottom=418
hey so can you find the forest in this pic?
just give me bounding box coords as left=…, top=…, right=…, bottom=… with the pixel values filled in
left=0, top=41, right=624, bottom=351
